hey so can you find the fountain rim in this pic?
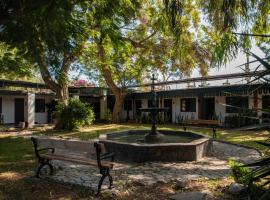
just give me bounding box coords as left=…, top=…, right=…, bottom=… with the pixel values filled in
left=98, top=130, right=211, bottom=147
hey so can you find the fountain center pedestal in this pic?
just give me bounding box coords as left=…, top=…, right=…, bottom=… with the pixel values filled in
left=140, top=74, right=169, bottom=143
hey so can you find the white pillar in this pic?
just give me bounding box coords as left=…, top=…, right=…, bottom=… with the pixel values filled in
left=25, top=93, right=35, bottom=128
left=100, top=89, right=107, bottom=119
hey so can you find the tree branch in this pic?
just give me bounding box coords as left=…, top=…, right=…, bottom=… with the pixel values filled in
left=96, top=40, right=122, bottom=94
left=35, top=36, right=59, bottom=91
left=121, top=30, right=157, bottom=48
left=61, top=42, right=86, bottom=75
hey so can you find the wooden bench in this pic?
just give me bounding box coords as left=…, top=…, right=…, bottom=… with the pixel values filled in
left=31, top=137, right=114, bottom=195
left=183, top=119, right=219, bottom=139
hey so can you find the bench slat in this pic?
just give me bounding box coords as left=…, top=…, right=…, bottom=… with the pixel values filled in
left=35, top=137, right=96, bottom=154
left=43, top=153, right=113, bottom=168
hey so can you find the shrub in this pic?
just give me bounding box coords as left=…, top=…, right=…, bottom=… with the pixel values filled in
left=229, top=159, right=253, bottom=185
left=55, top=98, right=95, bottom=130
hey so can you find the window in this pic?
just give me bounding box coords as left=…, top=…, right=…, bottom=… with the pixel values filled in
left=35, top=99, right=45, bottom=113
left=181, top=98, right=196, bottom=112
left=226, top=96, right=249, bottom=113
left=124, top=100, right=132, bottom=111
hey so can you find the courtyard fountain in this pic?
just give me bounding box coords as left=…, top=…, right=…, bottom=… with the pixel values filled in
left=140, top=74, right=169, bottom=143
left=99, top=74, right=213, bottom=162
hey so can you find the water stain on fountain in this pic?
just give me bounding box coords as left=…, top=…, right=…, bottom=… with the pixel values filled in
left=99, top=74, right=213, bottom=162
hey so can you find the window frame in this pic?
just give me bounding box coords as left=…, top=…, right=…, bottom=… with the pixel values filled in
left=180, top=98, right=196, bottom=112
left=35, top=98, right=46, bottom=113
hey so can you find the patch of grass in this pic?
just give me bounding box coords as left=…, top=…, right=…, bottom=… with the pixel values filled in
left=0, top=136, right=34, bottom=173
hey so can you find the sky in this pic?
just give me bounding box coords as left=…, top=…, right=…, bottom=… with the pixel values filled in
left=177, top=44, right=267, bottom=88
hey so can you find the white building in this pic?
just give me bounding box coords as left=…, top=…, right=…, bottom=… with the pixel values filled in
left=122, top=83, right=270, bottom=127
left=0, top=79, right=269, bottom=128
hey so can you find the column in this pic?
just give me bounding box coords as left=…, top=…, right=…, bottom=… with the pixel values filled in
left=25, top=93, right=35, bottom=128
left=100, top=89, right=107, bottom=120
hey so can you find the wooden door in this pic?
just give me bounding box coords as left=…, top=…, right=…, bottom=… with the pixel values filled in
left=15, top=98, right=24, bottom=124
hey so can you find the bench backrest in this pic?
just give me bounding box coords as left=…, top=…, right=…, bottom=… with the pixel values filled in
left=31, top=137, right=106, bottom=155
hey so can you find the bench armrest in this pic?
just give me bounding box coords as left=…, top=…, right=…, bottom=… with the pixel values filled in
left=100, top=152, right=115, bottom=161
left=37, top=148, right=55, bottom=153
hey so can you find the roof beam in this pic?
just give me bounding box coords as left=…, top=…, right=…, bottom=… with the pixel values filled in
left=129, top=70, right=268, bottom=88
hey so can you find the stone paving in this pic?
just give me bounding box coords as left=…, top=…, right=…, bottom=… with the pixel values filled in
left=44, top=141, right=260, bottom=192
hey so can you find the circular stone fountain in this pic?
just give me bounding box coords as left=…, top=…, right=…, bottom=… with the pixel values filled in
left=99, top=74, right=213, bottom=163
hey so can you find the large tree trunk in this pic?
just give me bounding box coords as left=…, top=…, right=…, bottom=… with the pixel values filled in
left=55, top=84, right=69, bottom=105
left=97, top=41, right=127, bottom=123
left=112, top=90, right=126, bottom=123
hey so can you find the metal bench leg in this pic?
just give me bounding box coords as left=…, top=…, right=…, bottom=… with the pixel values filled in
left=36, top=159, right=53, bottom=178
left=183, top=126, right=187, bottom=132
left=36, top=163, right=45, bottom=178
left=107, top=169, right=113, bottom=189
left=212, top=128, right=217, bottom=139
left=96, top=170, right=107, bottom=196
left=48, top=162, right=54, bottom=175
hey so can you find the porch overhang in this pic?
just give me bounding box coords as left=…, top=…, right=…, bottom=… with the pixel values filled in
left=129, top=83, right=270, bottom=99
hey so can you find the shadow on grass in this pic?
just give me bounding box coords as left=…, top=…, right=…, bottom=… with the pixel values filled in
left=0, top=136, right=98, bottom=200
left=0, top=175, right=95, bottom=200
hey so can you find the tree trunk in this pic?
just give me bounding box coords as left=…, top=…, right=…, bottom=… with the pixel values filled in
left=112, top=91, right=126, bottom=123
left=55, top=84, right=69, bottom=105
left=97, top=41, right=127, bottom=123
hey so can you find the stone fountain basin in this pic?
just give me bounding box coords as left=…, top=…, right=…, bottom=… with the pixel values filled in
left=99, top=130, right=213, bottom=163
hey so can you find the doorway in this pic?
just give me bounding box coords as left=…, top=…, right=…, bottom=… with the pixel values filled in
left=203, top=98, right=215, bottom=120
left=135, top=100, right=142, bottom=117
left=15, top=98, right=25, bottom=124
left=164, top=99, right=172, bottom=123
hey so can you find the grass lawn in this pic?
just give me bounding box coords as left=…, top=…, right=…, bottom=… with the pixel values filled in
left=0, top=123, right=269, bottom=199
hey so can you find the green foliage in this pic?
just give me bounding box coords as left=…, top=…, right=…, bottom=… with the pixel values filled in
left=229, top=159, right=253, bottom=185
left=0, top=43, right=34, bottom=78
left=248, top=52, right=270, bottom=83
left=243, top=156, right=270, bottom=186
left=225, top=109, right=259, bottom=128
left=55, top=98, right=95, bottom=130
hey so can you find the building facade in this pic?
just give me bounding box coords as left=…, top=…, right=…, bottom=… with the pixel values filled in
left=0, top=79, right=269, bottom=127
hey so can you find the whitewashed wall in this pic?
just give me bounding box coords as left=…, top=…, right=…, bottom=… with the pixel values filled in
left=2, top=95, right=17, bottom=123
left=172, top=97, right=180, bottom=123
left=172, top=97, right=198, bottom=123
left=215, top=96, right=226, bottom=124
